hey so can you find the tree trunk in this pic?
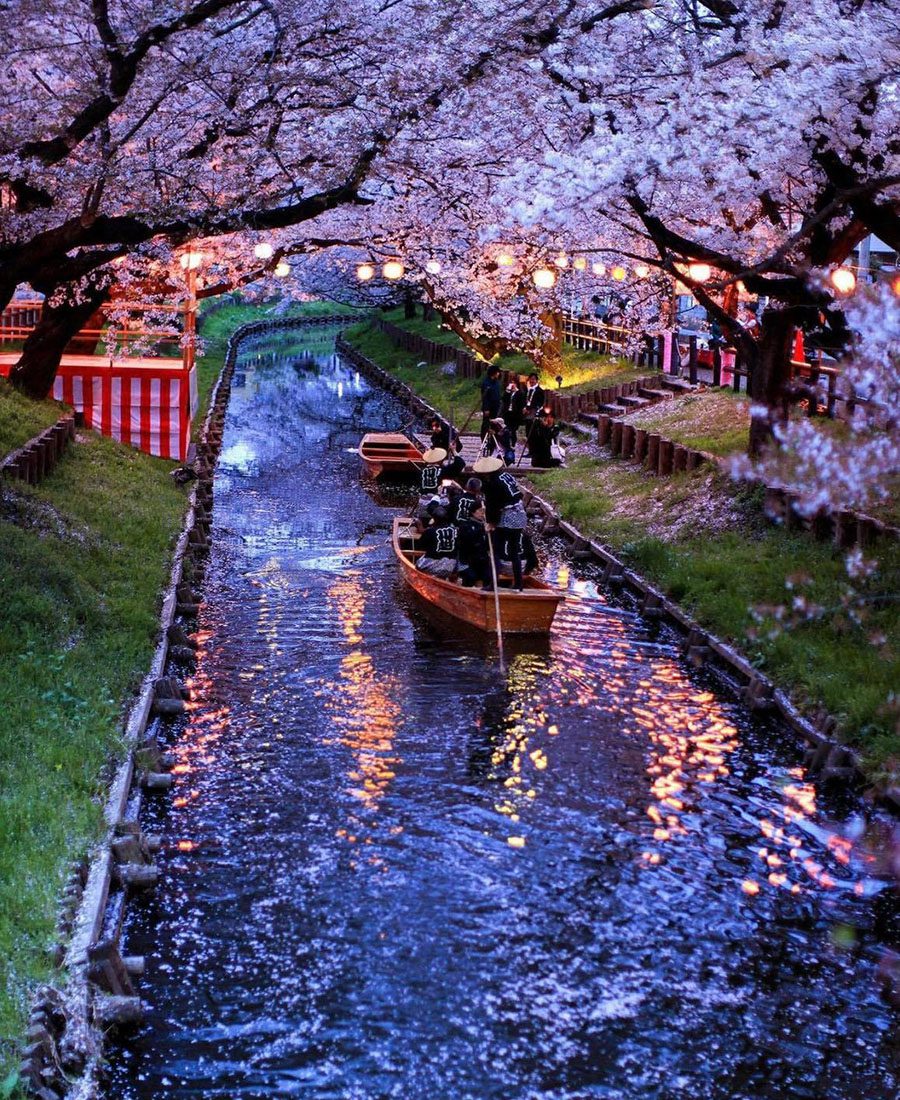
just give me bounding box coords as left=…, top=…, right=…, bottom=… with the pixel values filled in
left=747, top=306, right=796, bottom=457
left=422, top=300, right=435, bottom=322
left=531, top=310, right=564, bottom=379
left=403, top=290, right=416, bottom=320
left=9, top=283, right=110, bottom=398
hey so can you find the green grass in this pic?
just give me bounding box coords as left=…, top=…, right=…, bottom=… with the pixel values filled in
left=0, top=294, right=321, bottom=1083
left=0, top=379, right=65, bottom=458
left=536, top=458, right=899, bottom=771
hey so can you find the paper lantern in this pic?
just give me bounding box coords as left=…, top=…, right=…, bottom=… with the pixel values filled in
left=254, top=242, right=274, bottom=260
left=611, top=265, right=627, bottom=282
left=830, top=267, right=856, bottom=294
left=356, top=263, right=375, bottom=281
left=274, top=262, right=291, bottom=277
left=425, top=260, right=442, bottom=275
left=554, top=253, right=569, bottom=268
left=533, top=268, right=557, bottom=289
left=573, top=257, right=587, bottom=271
left=635, top=264, right=650, bottom=279
left=382, top=260, right=405, bottom=280
left=179, top=251, right=204, bottom=271
left=497, top=252, right=515, bottom=267
left=687, top=262, right=711, bottom=283
left=591, top=262, right=606, bottom=276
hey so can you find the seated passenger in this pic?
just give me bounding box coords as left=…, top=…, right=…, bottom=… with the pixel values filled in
left=453, top=477, right=483, bottom=522
left=415, top=507, right=459, bottom=579
left=440, top=450, right=467, bottom=486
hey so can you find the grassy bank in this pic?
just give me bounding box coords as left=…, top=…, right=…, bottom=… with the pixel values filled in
left=0, top=380, right=65, bottom=458
left=344, top=322, right=900, bottom=776
left=0, top=296, right=318, bottom=1082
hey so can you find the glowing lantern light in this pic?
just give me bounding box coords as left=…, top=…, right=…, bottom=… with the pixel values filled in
left=532, top=267, right=557, bottom=289
left=687, top=262, right=711, bottom=283
left=356, top=263, right=375, bottom=282
left=382, top=260, right=405, bottom=280
left=497, top=252, right=515, bottom=267
left=891, top=273, right=900, bottom=297
left=611, top=265, right=627, bottom=282
left=573, top=256, right=587, bottom=271
left=554, top=253, right=569, bottom=268
left=274, top=261, right=291, bottom=277
left=425, top=260, right=442, bottom=275
left=179, top=250, right=204, bottom=271
left=591, top=261, right=606, bottom=276
left=830, top=266, right=856, bottom=294
left=635, top=264, right=650, bottom=279
left=254, top=242, right=274, bottom=260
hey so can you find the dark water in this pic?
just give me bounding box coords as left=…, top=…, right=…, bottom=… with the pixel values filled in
left=105, top=328, right=899, bottom=1099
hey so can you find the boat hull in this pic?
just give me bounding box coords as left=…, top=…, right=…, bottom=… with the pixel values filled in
left=392, top=518, right=563, bottom=635
left=358, top=432, right=424, bottom=479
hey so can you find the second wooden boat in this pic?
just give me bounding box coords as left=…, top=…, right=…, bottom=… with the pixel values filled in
left=392, top=517, right=564, bottom=635
left=358, top=432, right=425, bottom=479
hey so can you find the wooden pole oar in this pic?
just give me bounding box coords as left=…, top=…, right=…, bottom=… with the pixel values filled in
left=487, top=529, right=506, bottom=672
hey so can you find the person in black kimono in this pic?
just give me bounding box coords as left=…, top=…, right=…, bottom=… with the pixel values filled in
left=416, top=507, right=459, bottom=579
left=475, top=456, right=527, bottom=590
left=480, top=365, right=502, bottom=441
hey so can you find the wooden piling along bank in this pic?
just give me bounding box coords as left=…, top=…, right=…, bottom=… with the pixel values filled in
left=18, top=314, right=356, bottom=1100
left=1, top=414, right=76, bottom=486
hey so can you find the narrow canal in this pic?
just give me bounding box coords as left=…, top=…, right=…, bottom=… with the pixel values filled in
left=105, top=326, right=899, bottom=1099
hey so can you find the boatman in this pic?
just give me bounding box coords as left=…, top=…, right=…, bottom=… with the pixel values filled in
left=473, top=455, right=528, bottom=591
left=415, top=447, right=447, bottom=530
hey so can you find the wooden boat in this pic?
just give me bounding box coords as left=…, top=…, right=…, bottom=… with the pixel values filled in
left=392, top=517, right=564, bottom=635
left=358, top=432, right=425, bottom=479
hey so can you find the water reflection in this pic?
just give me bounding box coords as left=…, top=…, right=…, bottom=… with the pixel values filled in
left=103, top=325, right=899, bottom=1100
left=325, top=573, right=402, bottom=821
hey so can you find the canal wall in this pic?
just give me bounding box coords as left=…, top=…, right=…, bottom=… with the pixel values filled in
left=338, top=333, right=900, bottom=816
left=17, top=315, right=356, bottom=1100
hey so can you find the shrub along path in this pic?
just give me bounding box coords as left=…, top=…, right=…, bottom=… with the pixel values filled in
left=343, top=322, right=900, bottom=779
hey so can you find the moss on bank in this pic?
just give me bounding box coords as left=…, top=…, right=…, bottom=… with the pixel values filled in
left=344, top=322, right=900, bottom=776
left=0, top=297, right=332, bottom=1080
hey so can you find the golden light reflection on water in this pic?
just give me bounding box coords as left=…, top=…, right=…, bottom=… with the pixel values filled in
left=552, top=596, right=741, bottom=869
left=481, top=654, right=553, bottom=848
left=325, top=574, right=402, bottom=847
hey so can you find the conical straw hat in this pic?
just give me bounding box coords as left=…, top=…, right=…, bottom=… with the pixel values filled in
left=472, top=455, right=504, bottom=474
left=422, top=447, right=447, bottom=463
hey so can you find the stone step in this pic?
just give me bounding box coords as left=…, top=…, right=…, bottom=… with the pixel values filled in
left=577, top=411, right=600, bottom=426
left=637, top=387, right=673, bottom=402
left=599, top=402, right=626, bottom=417
left=660, top=377, right=694, bottom=394
left=617, top=394, right=650, bottom=410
